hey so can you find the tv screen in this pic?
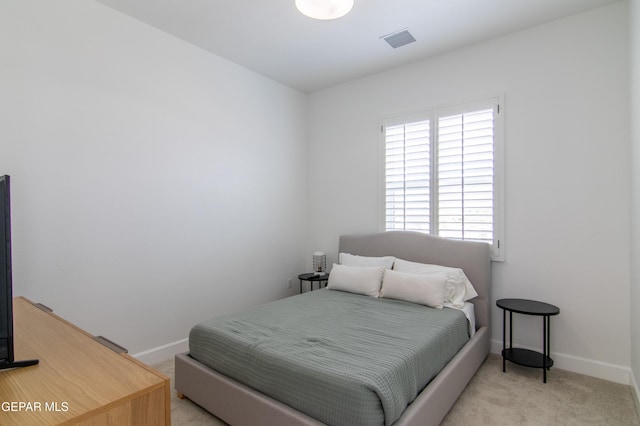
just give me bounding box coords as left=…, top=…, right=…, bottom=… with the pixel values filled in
left=0, top=175, right=13, bottom=364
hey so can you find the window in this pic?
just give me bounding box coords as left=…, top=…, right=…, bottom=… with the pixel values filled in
left=382, top=97, right=504, bottom=260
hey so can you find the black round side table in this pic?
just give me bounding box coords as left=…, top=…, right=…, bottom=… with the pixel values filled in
left=298, top=273, right=329, bottom=293
left=496, top=298, right=560, bottom=383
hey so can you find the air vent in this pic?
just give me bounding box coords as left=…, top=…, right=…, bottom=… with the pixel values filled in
left=382, top=29, right=416, bottom=49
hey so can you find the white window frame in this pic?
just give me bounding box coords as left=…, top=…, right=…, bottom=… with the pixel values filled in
left=380, top=95, right=505, bottom=261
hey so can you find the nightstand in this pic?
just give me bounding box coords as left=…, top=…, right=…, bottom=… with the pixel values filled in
left=298, top=273, right=329, bottom=293
left=497, top=298, right=560, bottom=383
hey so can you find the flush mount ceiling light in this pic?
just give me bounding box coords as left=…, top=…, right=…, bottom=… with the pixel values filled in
left=295, top=0, right=354, bottom=20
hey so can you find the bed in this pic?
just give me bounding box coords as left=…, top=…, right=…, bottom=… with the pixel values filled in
left=175, top=231, right=491, bottom=426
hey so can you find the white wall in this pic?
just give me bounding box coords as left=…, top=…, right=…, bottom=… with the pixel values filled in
left=630, top=0, right=640, bottom=403
left=0, top=0, right=307, bottom=356
left=307, top=3, right=631, bottom=382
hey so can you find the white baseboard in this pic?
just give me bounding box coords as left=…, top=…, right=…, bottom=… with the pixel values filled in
left=132, top=338, right=189, bottom=366
left=631, top=371, right=640, bottom=417
left=490, top=339, right=631, bottom=385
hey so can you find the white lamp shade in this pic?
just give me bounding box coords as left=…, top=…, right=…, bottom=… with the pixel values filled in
left=295, top=0, right=354, bottom=20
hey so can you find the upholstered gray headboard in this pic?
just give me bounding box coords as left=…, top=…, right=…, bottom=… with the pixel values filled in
left=338, top=231, right=492, bottom=329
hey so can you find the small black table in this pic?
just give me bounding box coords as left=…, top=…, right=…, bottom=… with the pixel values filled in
left=298, top=273, right=329, bottom=293
left=496, top=298, right=560, bottom=383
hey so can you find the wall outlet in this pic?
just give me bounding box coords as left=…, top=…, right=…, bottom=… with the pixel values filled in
left=287, top=279, right=293, bottom=289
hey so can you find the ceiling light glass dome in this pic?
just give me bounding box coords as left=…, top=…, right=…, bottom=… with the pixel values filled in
left=295, top=0, right=354, bottom=20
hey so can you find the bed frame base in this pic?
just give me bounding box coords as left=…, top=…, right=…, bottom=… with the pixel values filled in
left=175, top=326, right=489, bottom=426
left=175, top=351, right=324, bottom=425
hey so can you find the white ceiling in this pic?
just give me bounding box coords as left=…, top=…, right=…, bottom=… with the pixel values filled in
left=94, top=0, right=619, bottom=93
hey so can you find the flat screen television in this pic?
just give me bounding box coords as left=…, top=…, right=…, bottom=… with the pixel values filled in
left=0, top=175, right=38, bottom=370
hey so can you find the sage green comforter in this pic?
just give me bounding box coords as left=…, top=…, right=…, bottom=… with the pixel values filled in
left=189, top=289, right=469, bottom=426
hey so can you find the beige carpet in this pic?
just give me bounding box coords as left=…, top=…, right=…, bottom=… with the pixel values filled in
left=153, top=354, right=640, bottom=425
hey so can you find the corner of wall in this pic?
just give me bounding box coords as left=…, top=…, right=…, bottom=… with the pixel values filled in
left=630, top=0, right=640, bottom=417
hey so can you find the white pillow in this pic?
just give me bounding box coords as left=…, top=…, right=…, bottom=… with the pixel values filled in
left=339, top=252, right=395, bottom=269
left=393, top=258, right=478, bottom=308
left=381, top=269, right=446, bottom=309
left=327, top=264, right=384, bottom=297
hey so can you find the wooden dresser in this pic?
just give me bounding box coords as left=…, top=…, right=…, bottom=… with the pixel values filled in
left=0, top=297, right=170, bottom=425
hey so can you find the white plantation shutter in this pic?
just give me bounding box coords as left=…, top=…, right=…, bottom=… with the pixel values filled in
left=437, top=108, right=494, bottom=244
left=385, top=120, right=431, bottom=232
left=383, top=97, right=503, bottom=259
